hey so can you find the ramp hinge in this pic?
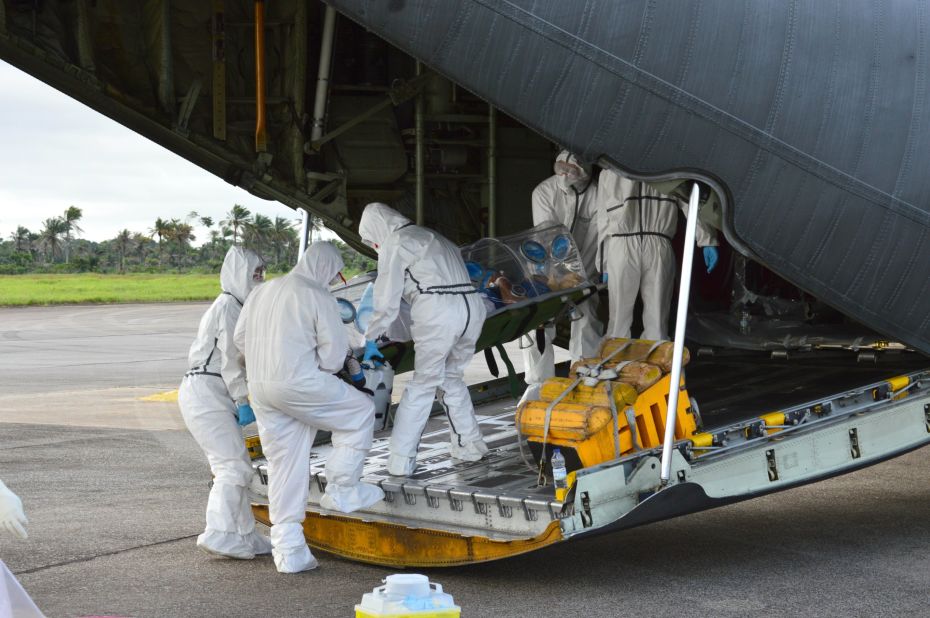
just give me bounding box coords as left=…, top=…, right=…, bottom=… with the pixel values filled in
left=766, top=449, right=779, bottom=482
left=580, top=491, right=593, bottom=528
left=849, top=428, right=861, bottom=459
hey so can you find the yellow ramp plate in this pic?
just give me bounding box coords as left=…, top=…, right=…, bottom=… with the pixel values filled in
left=252, top=505, right=563, bottom=568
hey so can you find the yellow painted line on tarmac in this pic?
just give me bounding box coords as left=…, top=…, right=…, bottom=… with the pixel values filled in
left=139, top=389, right=179, bottom=403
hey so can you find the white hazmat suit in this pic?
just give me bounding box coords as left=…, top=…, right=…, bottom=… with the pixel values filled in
left=1, top=560, right=43, bottom=618
left=178, top=246, right=271, bottom=560
left=0, top=479, right=27, bottom=540
left=359, top=203, right=488, bottom=477
left=597, top=171, right=717, bottom=340
left=0, top=481, right=43, bottom=617
left=522, top=151, right=604, bottom=399
left=234, top=241, right=384, bottom=574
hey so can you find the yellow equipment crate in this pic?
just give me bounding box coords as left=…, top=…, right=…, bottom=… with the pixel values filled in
left=517, top=400, right=639, bottom=471
left=539, top=377, right=638, bottom=408
left=637, top=373, right=698, bottom=443
left=518, top=369, right=697, bottom=472
left=598, top=337, right=691, bottom=373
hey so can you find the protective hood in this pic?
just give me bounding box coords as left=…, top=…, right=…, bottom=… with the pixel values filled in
left=554, top=150, right=591, bottom=186
left=220, top=246, right=264, bottom=303
left=292, top=241, right=344, bottom=286
left=358, top=202, right=412, bottom=249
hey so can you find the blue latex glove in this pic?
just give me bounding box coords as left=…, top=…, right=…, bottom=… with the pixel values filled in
left=236, top=403, right=255, bottom=426
left=703, top=246, right=719, bottom=273
left=601, top=272, right=608, bottom=283
left=363, top=339, right=384, bottom=364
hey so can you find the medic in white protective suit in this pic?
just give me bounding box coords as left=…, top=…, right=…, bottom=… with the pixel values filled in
left=597, top=170, right=719, bottom=340
left=359, top=203, right=489, bottom=477
left=234, top=241, right=384, bottom=574
left=0, top=479, right=43, bottom=617
left=0, top=479, right=27, bottom=541
left=521, top=151, right=605, bottom=402
left=178, top=246, right=272, bottom=560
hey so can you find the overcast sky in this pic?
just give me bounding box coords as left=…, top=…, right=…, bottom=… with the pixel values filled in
left=0, top=60, right=307, bottom=244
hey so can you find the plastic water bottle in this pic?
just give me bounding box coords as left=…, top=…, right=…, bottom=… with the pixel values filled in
left=739, top=308, right=751, bottom=335
left=551, top=448, right=568, bottom=500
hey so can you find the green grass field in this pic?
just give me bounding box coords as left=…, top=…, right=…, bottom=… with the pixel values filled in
left=0, top=274, right=222, bottom=306
left=0, top=269, right=369, bottom=306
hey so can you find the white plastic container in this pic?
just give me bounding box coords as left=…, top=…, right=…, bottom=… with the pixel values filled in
left=356, top=574, right=460, bottom=618
left=364, top=362, right=394, bottom=430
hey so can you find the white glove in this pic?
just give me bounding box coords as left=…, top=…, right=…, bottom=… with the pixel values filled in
left=0, top=480, right=28, bottom=540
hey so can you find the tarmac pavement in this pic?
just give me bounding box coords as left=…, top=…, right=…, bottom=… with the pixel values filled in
left=1, top=304, right=930, bottom=617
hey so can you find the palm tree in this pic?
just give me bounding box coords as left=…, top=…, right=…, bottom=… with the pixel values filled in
left=131, top=232, right=148, bottom=264
left=62, top=206, right=83, bottom=263
left=222, top=205, right=251, bottom=244
left=27, top=231, right=41, bottom=260
left=39, top=217, right=69, bottom=263
left=10, top=226, right=32, bottom=254
left=165, top=219, right=196, bottom=272
left=207, top=229, right=223, bottom=262
left=200, top=216, right=214, bottom=229
left=269, top=216, right=296, bottom=266
left=150, top=217, right=171, bottom=262
left=243, top=213, right=272, bottom=251
left=114, top=229, right=132, bottom=273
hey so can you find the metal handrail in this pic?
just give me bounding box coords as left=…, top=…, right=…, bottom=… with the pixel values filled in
left=659, top=183, right=700, bottom=484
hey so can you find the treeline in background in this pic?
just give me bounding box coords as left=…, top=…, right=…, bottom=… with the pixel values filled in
left=0, top=205, right=374, bottom=277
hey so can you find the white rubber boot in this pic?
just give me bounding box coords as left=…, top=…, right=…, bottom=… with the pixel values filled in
left=320, top=482, right=385, bottom=513
left=387, top=453, right=417, bottom=476
left=449, top=438, right=489, bottom=463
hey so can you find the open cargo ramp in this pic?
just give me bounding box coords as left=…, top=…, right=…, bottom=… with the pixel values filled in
left=246, top=353, right=930, bottom=567
left=249, top=406, right=567, bottom=567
